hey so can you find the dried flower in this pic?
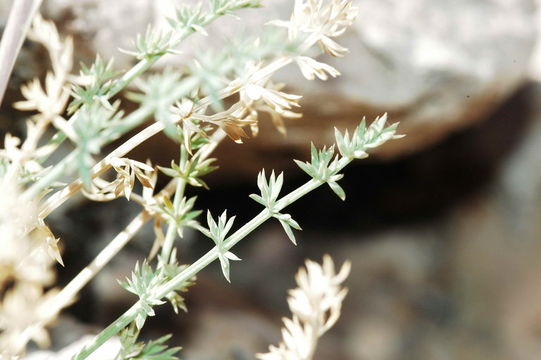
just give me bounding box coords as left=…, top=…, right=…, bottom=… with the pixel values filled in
left=238, top=62, right=302, bottom=113
left=295, top=56, right=340, bottom=81
left=0, top=285, right=59, bottom=356
left=0, top=1, right=384, bottom=358
left=269, top=0, right=358, bottom=57
left=82, top=157, right=155, bottom=201
left=257, top=255, right=350, bottom=360
left=221, top=62, right=303, bottom=136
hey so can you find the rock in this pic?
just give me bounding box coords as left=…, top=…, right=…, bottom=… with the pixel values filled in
left=35, top=0, right=536, bottom=165
left=448, top=83, right=541, bottom=360
left=297, top=0, right=537, bottom=157
left=2, top=0, right=538, bottom=176
left=528, top=0, right=541, bottom=80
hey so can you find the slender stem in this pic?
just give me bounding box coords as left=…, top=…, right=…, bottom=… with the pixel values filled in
left=24, top=151, right=78, bottom=200
left=160, top=179, right=186, bottom=261
left=44, top=131, right=226, bottom=318
left=0, top=0, right=42, bottom=107
left=44, top=212, right=152, bottom=319
left=274, top=179, right=322, bottom=210
left=107, top=5, right=233, bottom=99
left=38, top=55, right=293, bottom=218
left=25, top=4, right=243, bottom=194
left=108, top=59, right=159, bottom=99
left=73, top=302, right=141, bottom=360
left=72, top=155, right=354, bottom=360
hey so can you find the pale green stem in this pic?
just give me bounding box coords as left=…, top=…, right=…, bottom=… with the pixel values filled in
left=160, top=178, right=187, bottom=261
left=44, top=131, right=225, bottom=318
left=39, top=5, right=237, bottom=157
left=74, top=302, right=141, bottom=360
left=72, top=154, right=353, bottom=360
left=24, top=76, right=199, bottom=202
left=43, top=211, right=153, bottom=320
left=38, top=54, right=293, bottom=218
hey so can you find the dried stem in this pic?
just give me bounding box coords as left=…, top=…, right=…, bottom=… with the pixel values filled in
left=73, top=155, right=351, bottom=360
left=38, top=58, right=293, bottom=218
left=42, top=129, right=225, bottom=320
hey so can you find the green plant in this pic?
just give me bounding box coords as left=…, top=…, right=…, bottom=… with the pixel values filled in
left=0, top=0, right=402, bottom=359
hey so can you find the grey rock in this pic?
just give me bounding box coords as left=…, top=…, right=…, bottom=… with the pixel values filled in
left=5, top=0, right=536, bottom=168
left=294, top=0, right=537, bottom=157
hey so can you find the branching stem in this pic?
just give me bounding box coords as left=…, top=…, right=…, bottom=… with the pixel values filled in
left=37, top=57, right=293, bottom=218
left=73, top=153, right=353, bottom=360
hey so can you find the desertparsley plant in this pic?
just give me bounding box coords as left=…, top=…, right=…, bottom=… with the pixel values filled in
left=0, top=0, right=402, bottom=359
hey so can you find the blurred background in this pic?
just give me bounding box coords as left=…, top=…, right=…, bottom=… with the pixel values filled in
left=3, top=0, right=541, bottom=359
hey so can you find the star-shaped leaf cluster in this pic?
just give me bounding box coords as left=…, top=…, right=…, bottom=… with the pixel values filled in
left=294, top=144, right=345, bottom=201
left=249, top=170, right=302, bottom=244
left=118, top=326, right=181, bottom=360
left=155, top=195, right=202, bottom=238
left=334, top=113, right=404, bottom=160
left=158, top=154, right=217, bottom=190
left=119, top=262, right=165, bottom=330
left=120, top=26, right=179, bottom=60
left=68, top=55, right=116, bottom=114
left=199, top=210, right=240, bottom=282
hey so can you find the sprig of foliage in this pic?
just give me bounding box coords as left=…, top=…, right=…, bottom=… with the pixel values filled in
left=294, top=144, right=345, bottom=200
left=1, top=0, right=375, bottom=358
left=120, top=262, right=165, bottom=330
left=120, top=253, right=195, bottom=331
left=166, top=5, right=208, bottom=35
left=250, top=170, right=302, bottom=244
left=117, top=326, right=181, bottom=360
left=121, top=0, right=263, bottom=61
left=198, top=211, right=241, bottom=282
left=155, top=195, right=201, bottom=238
left=334, top=114, right=403, bottom=160
left=120, top=27, right=179, bottom=60
left=68, top=56, right=116, bottom=114
left=293, top=114, right=404, bottom=202
left=158, top=150, right=218, bottom=190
